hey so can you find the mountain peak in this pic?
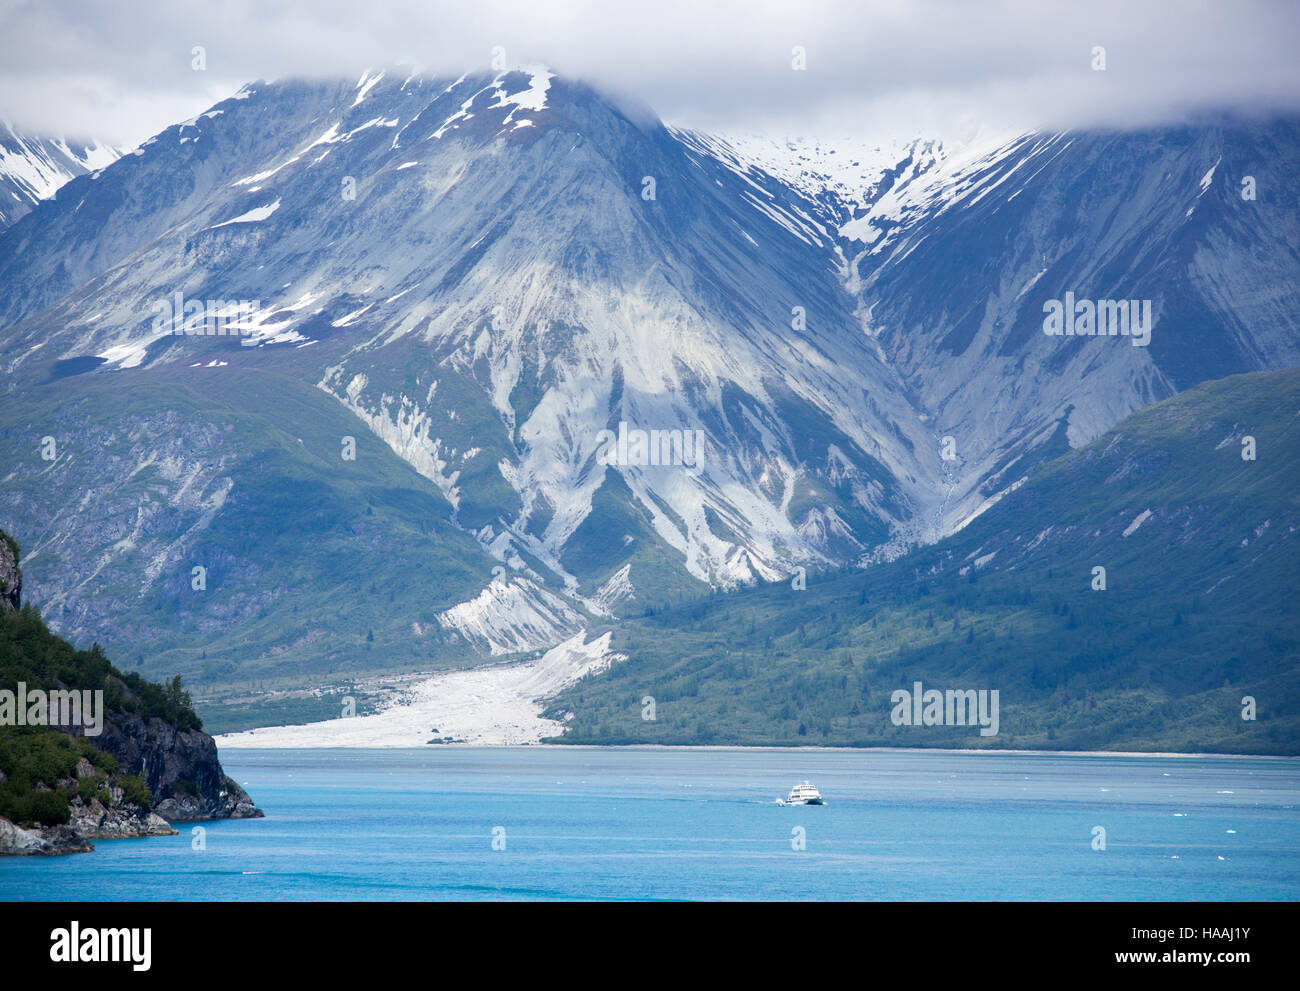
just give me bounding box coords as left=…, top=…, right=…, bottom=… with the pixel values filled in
left=0, top=120, right=122, bottom=231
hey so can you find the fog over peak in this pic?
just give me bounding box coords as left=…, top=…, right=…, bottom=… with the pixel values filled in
left=2, top=0, right=1298, bottom=147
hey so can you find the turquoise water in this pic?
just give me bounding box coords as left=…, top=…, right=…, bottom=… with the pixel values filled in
left=2, top=748, right=1297, bottom=901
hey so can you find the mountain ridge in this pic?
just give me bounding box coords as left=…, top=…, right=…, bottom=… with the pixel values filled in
left=0, top=121, right=120, bottom=232
left=1, top=70, right=1297, bottom=699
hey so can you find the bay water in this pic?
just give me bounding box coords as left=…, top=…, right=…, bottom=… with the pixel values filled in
left=2, top=747, right=1296, bottom=901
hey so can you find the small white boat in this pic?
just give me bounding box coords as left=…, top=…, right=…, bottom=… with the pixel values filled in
left=779, top=781, right=825, bottom=805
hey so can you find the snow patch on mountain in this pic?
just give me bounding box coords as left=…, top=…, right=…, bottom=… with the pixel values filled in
left=206, top=199, right=280, bottom=229
left=1123, top=508, right=1153, bottom=537
left=352, top=70, right=385, bottom=107
left=491, top=65, right=554, bottom=115
left=436, top=576, right=585, bottom=655
left=318, top=368, right=463, bottom=508
left=587, top=563, right=635, bottom=616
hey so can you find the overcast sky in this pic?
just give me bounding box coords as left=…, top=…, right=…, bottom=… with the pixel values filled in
left=2, top=0, right=1298, bottom=147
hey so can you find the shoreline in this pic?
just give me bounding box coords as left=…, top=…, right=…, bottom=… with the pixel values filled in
left=217, top=741, right=1295, bottom=760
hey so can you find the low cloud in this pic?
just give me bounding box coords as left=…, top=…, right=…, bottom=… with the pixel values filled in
left=2, top=0, right=1298, bottom=145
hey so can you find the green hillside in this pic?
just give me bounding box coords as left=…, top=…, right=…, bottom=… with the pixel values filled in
left=0, top=360, right=502, bottom=687
left=547, top=369, right=1300, bottom=753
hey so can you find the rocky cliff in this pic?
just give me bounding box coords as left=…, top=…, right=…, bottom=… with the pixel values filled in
left=95, top=713, right=261, bottom=821
left=0, top=528, right=261, bottom=855
left=0, top=533, right=20, bottom=613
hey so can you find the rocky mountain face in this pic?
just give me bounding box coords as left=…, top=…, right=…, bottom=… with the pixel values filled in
left=0, top=121, right=120, bottom=231
left=0, top=70, right=1296, bottom=690
left=697, top=120, right=1300, bottom=545
left=0, top=533, right=19, bottom=613
left=0, top=70, right=929, bottom=598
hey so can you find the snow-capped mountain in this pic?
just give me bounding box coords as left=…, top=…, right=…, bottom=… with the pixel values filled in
left=0, top=69, right=1297, bottom=676
left=684, top=121, right=1300, bottom=544
left=841, top=122, right=1300, bottom=540
left=0, top=69, right=941, bottom=604
left=0, top=121, right=120, bottom=230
